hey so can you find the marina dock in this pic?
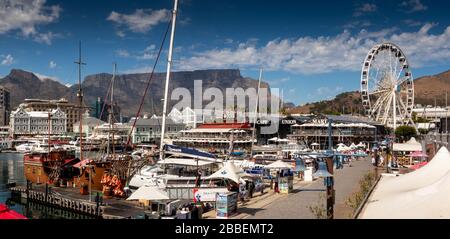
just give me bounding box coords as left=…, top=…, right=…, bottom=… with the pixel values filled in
left=9, top=185, right=147, bottom=219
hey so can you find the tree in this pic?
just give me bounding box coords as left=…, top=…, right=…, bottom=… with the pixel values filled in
left=395, top=126, right=417, bottom=142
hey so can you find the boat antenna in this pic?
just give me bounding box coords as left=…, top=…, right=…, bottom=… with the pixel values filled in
left=75, top=41, right=86, bottom=161
left=250, top=67, right=263, bottom=157
left=159, top=0, right=179, bottom=160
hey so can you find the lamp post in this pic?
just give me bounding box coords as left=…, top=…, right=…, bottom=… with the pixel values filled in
left=312, top=118, right=335, bottom=219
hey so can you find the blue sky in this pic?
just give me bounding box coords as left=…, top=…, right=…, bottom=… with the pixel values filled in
left=1, top=0, right=450, bottom=105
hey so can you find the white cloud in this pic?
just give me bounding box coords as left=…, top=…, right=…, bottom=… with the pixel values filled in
left=0, top=0, right=61, bottom=43
left=116, top=49, right=130, bottom=58
left=107, top=9, right=170, bottom=36
left=33, top=31, right=61, bottom=45
left=354, top=3, right=377, bottom=17
left=1, top=54, right=14, bottom=66
left=177, top=23, right=450, bottom=75
left=401, top=0, right=428, bottom=13
left=49, top=60, right=56, bottom=69
left=33, top=72, right=62, bottom=84
left=115, top=45, right=157, bottom=60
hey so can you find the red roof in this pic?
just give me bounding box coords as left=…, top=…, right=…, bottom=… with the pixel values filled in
left=0, top=204, right=27, bottom=219
left=198, top=122, right=251, bottom=129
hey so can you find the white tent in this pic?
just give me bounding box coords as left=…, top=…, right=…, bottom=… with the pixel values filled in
left=206, top=161, right=250, bottom=183
left=127, top=185, right=170, bottom=201
left=360, top=147, right=450, bottom=218
left=350, top=143, right=357, bottom=149
left=393, top=137, right=422, bottom=152
left=264, top=160, right=294, bottom=169
left=357, top=142, right=366, bottom=148
left=337, top=145, right=349, bottom=152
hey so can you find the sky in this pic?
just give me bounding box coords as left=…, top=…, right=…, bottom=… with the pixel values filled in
left=1, top=0, right=450, bottom=106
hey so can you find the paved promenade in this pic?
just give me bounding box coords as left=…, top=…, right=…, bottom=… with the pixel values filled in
left=232, top=158, right=374, bottom=219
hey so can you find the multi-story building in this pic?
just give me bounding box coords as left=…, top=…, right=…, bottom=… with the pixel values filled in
left=288, top=114, right=382, bottom=149
left=10, top=107, right=67, bottom=137
left=413, top=106, right=449, bottom=122
left=173, top=122, right=254, bottom=154
left=128, top=115, right=185, bottom=144
left=0, top=86, right=11, bottom=126
left=18, top=98, right=79, bottom=132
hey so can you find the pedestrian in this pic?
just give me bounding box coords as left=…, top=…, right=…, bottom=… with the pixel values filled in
left=249, top=181, right=255, bottom=198
left=274, top=172, right=280, bottom=193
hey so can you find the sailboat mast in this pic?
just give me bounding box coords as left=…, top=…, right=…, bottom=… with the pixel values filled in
left=112, top=63, right=116, bottom=156
left=75, top=41, right=86, bottom=161
left=250, top=68, right=263, bottom=157
left=107, top=63, right=116, bottom=155
left=159, top=0, right=179, bottom=160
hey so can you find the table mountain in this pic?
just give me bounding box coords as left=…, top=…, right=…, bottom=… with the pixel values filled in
left=1, top=69, right=270, bottom=117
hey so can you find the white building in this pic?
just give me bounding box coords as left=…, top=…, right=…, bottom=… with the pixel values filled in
left=73, top=111, right=106, bottom=138
left=10, top=107, right=67, bottom=137
left=128, top=116, right=184, bottom=144
left=413, top=107, right=449, bottom=122
left=168, top=107, right=201, bottom=129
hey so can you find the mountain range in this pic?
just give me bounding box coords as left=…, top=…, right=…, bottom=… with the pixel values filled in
left=0, top=69, right=271, bottom=117
left=1, top=68, right=449, bottom=117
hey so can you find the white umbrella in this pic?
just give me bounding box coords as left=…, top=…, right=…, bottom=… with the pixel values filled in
left=311, top=143, right=320, bottom=146
left=127, top=185, right=169, bottom=201
left=264, top=160, right=294, bottom=169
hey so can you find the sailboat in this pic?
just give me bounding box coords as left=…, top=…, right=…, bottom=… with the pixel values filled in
left=128, top=0, right=226, bottom=192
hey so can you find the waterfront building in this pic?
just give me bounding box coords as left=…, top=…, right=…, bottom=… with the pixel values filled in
left=128, top=115, right=184, bottom=144
left=173, top=122, right=254, bottom=154
left=0, top=86, right=11, bottom=126
left=10, top=107, right=67, bottom=137
left=412, top=106, right=449, bottom=122
left=288, top=114, right=381, bottom=149
left=18, top=98, right=78, bottom=132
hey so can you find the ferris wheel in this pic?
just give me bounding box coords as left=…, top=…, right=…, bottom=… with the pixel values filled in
left=360, top=42, right=414, bottom=129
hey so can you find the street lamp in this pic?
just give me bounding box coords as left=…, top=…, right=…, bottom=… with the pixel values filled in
left=312, top=159, right=334, bottom=219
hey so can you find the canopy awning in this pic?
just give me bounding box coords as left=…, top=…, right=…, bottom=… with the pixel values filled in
left=360, top=147, right=450, bottom=218
left=127, top=185, right=170, bottom=201
left=264, top=160, right=294, bottom=169
left=407, top=151, right=428, bottom=157
left=206, top=161, right=251, bottom=183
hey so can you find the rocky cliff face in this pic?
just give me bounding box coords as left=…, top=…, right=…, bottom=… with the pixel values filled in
left=0, top=69, right=72, bottom=107
left=1, top=69, right=270, bottom=117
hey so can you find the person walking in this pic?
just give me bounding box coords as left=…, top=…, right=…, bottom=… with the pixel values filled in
left=274, top=172, right=280, bottom=193
left=249, top=181, right=255, bottom=198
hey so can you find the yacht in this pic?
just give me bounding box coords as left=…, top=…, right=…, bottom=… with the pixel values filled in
left=15, top=141, right=39, bottom=153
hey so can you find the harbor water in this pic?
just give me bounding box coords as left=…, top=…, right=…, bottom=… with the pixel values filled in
left=0, top=153, right=95, bottom=219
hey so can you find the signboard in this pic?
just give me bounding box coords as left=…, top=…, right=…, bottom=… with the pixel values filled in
left=281, top=119, right=297, bottom=125
left=216, top=192, right=238, bottom=219
left=193, top=188, right=229, bottom=202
